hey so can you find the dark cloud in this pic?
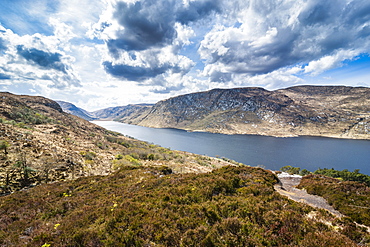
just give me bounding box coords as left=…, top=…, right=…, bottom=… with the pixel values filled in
left=109, top=0, right=176, bottom=53
left=205, top=28, right=299, bottom=77
left=0, top=72, right=11, bottom=80
left=108, top=0, right=221, bottom=54
left=343, top=0, right=370, bottom=26
left=104, top=0, right=222, bottom=81
left=16, top=45, right=67, bottom=73
left=176, top=0, right=221, bottom=24
left=298, top=2, right=333, bottom=26
left=0, top=38, right=7, bottom=51
left=103, top=61, right=177, bottom=82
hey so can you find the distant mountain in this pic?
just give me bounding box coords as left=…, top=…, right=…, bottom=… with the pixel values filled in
left=57, top=100, right=153, bottom=122
left=92, top=104, right=153, bottom=121
left=56, top=100, right=97, bottom=121
left=116, top=86, right=370, bottom=140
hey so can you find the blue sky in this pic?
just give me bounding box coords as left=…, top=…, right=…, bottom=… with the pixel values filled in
left=0, top=0, right=369, bottom=111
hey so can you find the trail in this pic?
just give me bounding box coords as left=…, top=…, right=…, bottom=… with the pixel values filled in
left=274, top=173, right=343, bottom=217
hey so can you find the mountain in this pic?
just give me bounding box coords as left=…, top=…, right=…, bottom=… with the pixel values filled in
left=57, top=101, right=153, bottom=122
left=115, top=86, right=370, bottom=140
left=92, top=104, right=153, bottom=121
left=0, top=92, right=232, bottom=195
left=56, top=101, right=97, bottom=121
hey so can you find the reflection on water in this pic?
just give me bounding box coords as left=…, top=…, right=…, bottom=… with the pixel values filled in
left=93, top=121, right=370, bottom=175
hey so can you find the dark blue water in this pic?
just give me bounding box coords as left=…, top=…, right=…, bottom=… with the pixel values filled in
left=93, top=121, right=370, bottom=175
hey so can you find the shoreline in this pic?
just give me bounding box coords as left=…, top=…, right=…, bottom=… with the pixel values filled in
left=110, top=120, right=370, bottom=141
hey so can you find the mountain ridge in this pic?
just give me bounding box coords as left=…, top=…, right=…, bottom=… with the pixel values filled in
left=134, top=85, right=370, bottom=139
left=56, top=101, right=97, bottom=121
left=61, top=85, right=370, bottom=140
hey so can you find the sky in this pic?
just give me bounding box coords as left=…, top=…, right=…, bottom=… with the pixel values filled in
left=0, top=0, right=369, bottom=111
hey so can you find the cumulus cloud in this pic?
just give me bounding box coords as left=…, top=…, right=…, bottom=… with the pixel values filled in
left=95, top=0, right=370, bottom=92
left=0, top=24, right=81, bottom=89
left=97, top=0, right=221, bottom=85
left=16, top=45, right=67, bottom=73
left=199, top=0, right=370, bottom=81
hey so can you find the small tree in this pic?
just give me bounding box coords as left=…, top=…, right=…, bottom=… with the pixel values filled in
left=280, top=165, right=301, bottom=175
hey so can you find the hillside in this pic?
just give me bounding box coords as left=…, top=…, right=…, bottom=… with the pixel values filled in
left=2, top=165, right=370, bottom=246
left=92, top=104, right=152, bottom=121
left=113, top=86, right=370, bottom=139
left=0, top=92, right=232, bottom=195
left=56, top=101, right=97, bottom=121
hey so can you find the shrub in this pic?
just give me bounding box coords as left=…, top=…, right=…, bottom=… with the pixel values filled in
left=0, top=140, right=10, bottom=154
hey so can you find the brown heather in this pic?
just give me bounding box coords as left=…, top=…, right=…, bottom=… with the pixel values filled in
left=1, top=166, right=367, bottom=246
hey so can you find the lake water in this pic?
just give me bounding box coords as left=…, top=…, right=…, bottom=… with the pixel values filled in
left=92, top=121, right=370, bottom=175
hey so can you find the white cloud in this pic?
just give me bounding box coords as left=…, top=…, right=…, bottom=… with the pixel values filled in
left=304, top=50, right=359, bottom=76
left=0, top=24, right=81, bottom=89
left=1, top=0, right=370, bottom=111
left=198, top=0, right=370, bottom=81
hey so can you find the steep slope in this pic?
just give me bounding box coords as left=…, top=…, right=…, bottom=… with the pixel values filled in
left=118, top=86, right=370, bottom=139
left=92, top=104, right=152, bottom=121
left=56, top=101, right=97, bottom=121
left=0, top=92, right=232, bottom=195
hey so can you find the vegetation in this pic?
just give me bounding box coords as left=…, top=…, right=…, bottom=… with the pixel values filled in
left=298, top=174, right=370, bottom=229
left=0, top=107, right=54, bottom=129
left=280, top=166, right=370, bottom=186
left=0, top=166, right=364, bottom=246
left=9, top=107, right=54, bottom=125
left=0, top=140, right=10, bottom=154
left=313, top=168, right=370, bottom=186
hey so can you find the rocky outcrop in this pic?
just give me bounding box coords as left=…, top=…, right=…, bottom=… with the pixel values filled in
left=117, top=86, right=370, bottom=139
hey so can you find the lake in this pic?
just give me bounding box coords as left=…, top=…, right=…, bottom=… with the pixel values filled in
left=92, top=121, right=370, bottom=175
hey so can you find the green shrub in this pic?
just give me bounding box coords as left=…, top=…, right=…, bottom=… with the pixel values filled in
left=0, top=140, right=10, bottom=154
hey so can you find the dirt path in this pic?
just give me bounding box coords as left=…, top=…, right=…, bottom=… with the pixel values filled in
left=274, top=173, right=343, bottom=218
